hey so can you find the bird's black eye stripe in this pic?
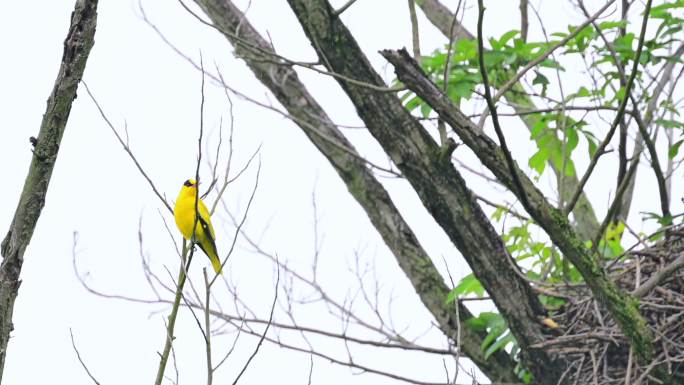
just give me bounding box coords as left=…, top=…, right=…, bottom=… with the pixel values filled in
left=184, top=180, right=192, bottom=187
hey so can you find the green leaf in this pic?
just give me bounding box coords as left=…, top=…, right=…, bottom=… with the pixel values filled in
left=669, top=139, right=684, bottom=159
left=529, top=147, right=549, bottom=174
left=656, top=118, right=684, bottom=129
left=420, top=103, right=432, bottom=118
left=446, top=274, right=485, bottom=304
left=566, top=86, right=591, bottom=101
left=597, top=20, right=628, bottom=31
left=404, top=96, right=422, bottom=112
left=480, top=315, right=507, bottom=352
left=499, top=30, right=520, bottom=46
left=566, top=126, right=579, bottom=152
left=532, top=71, right=549, bottom=86
left=485, top=332, right=515, bottom=359
left=587, top=136, right=598, bottom=158
left=451, top=81, right=473, bottom=100
left=466, top=311, right=500, bottom=331
left=530, top=116, right=549, bottom=138
left=532, top=71, right=549, bottom=95
left=484, top=51, right=506, bottom=67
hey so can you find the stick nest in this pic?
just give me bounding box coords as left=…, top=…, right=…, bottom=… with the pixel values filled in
left=544, top=228, right=684, bottom=384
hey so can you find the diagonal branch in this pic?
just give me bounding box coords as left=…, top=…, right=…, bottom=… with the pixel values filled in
left=191, top=0, right=517, bottom=382
left=490, top=0, right=616, bottom=104
left=416, top=0, right=600, bottom=240
left=285, top=0, right=568, bottom=382
left=415, top=0, right=473, bottom=41
left=192, top=0, right=520, bottom=382
left=564, top=0, right=653, bottom=217
left=0, top=0, right=98, bottom=381
left=383, top=49, right=655, bottom=363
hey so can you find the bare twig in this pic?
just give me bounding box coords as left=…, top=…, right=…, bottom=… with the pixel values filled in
left=155, top=53, right=208, bottom=385
left=490, top=0, right=616, bottom=104
left=83, top=82, right=173, bottom=214
left=633, top=253, right=684, bottom=298
left=438, top=0, right=463, bottom=147
left=69, top=329, right=102, bottom=385
left=334, top=0, right=360, bottom=16
left=154, top=242, right=194, bottom=385
left=564, top=0, right=652, bottom=215
left=408, top=0, right=421, bottom=61
left=476, top=0, right=530, bottom=209
left=592, top=152, right=640, bottom=250
left=230, top=260, right=280, bottom=385
left=203, top=269, right=213, bottom=385
left=519, top=0, right=529, bottom=42
left=175, top=0, right=403, bottom=93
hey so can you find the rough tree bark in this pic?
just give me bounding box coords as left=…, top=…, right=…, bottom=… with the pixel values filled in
left=284, top=0, right=570, bottom=382
left=194, top=0, right=520, bottom=381
left=382, top=49, right=654, bottom=362
left=415, top=0, right=600, bottom=241
left=0, top=0, right=98, bottom=381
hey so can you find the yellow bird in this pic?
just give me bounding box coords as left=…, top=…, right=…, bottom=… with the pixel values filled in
left=174, top=179, right=222, bottom=274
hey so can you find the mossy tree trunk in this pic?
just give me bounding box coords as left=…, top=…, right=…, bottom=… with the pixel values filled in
left=0, top=0, right=98, bottom=381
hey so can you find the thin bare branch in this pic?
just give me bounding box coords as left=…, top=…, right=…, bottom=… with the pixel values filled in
left=83, top=82, right=173, bottom=214
left=69, top=329, right=102, bottom=385
left=564, top=0, right=652, bottom=216
left=476, top=0, right=530, bottom=210
left=491, top=0, right=616, bottom=104
left=230, top=260, right=279, bottom=385
left=408, top=0, right=421, bottom=60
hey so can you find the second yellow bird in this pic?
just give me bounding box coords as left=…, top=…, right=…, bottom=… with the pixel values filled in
left=174, top=179, right=222, bottom=274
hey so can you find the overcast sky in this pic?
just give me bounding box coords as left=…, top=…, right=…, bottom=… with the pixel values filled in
left=0, top=1, right=677, bottom=384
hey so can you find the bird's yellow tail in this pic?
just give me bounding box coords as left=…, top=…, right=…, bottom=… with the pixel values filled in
left=197, top=240, right=223, bottom=275
left=209, top=252, right=223, bottom=275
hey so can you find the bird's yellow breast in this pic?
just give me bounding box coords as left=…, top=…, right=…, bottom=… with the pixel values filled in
left=174, top=190, right=214, bottom=241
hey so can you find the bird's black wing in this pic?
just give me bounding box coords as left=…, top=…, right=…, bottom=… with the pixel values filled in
left=197, top=215, right=219, bottom=256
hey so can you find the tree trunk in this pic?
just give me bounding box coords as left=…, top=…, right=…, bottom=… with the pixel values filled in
left=0, top=0, right=98, bottom=380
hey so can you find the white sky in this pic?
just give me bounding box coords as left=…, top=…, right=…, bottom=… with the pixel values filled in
left=0, top=1, right=678, bottom=384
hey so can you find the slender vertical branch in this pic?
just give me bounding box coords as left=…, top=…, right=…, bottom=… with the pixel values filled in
left=230, top=263, right=279, bottom=385
left=203, top=269, right=213, bottom=385
left=519, top=0, right=528, bottom=42
left=154, top=242, right=194, bottom=385
left=0, top=0, right=98, bottom=380
left=491, top=0, right=615, bottom=104
left=408, top=0, right=421, bottom=61
left=565, top=0, right=652, bottom=216
left=615, top=0, right=629, bottom=216
left=593, top=152, right=640, bottom=249
left=438, top=0, right=463, bottom=148
left=416, top=0, right=601, bottom=240
left=476, top=0, right=530, bottom=209
left=155, top=52, right=207, bottom=385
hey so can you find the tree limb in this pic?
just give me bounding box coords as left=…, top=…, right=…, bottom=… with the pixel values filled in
left=0, top=0, right=98, bottom=380
left=383, top=49, right=655, bottom=363
left=414, top=0, right=473, bottom=41
left=476, top=0, right=530, bottom=209
left=285, top=1, right=568, bottom=382
left=415, top=0, right=600, bottom=240
left=632, top=253, right=684, bottom=298
left=192, top=0, right=520, bottom=382
left=408, top=0, right=421, bottom=60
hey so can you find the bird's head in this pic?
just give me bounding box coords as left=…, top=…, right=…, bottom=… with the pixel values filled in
left=180, top=178, right=199, bottom=196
